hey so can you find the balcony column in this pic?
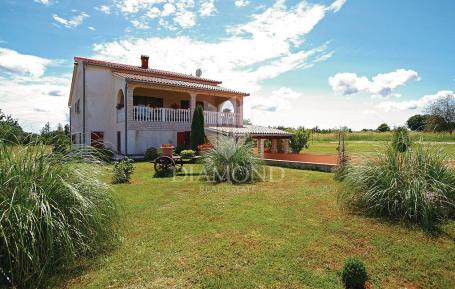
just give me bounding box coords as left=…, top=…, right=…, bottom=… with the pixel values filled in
left=271, top=139, right=278, bottom=153
left=282, top=139, right=289, bottom=154
left=236, top=97, right=243, bottom=127
left=190, top=93, right=197, bottom=114
left=257, top=139, right=265, bottom=158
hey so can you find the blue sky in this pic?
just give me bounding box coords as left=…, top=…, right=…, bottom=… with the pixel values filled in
left=0, top=0, right=454, bottom=131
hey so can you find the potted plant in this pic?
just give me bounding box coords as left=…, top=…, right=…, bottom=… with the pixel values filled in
left=160, top=144, right=174, bottom=157
left=197, top=143, right=213, bottom=152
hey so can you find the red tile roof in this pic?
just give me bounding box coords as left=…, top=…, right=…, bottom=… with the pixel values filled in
left=113, top=72, right=249, bottom=96
left=74, top=56, right=222, bottom=85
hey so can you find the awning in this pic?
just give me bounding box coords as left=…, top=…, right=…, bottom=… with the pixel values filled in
left=206, top=125, right=292, bottom=139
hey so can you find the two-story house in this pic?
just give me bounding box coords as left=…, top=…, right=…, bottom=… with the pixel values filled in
left=68, top=55, right=291, bottom=157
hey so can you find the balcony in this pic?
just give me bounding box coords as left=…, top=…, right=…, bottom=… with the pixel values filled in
left=132, top=106, right=239, bottom=126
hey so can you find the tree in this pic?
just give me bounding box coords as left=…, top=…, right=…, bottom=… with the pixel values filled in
left=190, top=105, right=205, bottom=150
left=286, top=127, right=311, bottom=153
left=406, top=114, right=429, bottom=131
left=40, top=122, right=51, bottom=144
left=243, top=119, right=252, bottom=125
left=0, top=109, right=24, bottom=144
left=64, top=124, right=70, bottom=136
left=424, top=94, right=455, bottom=133
left=377, top=123, right=391, bottom=132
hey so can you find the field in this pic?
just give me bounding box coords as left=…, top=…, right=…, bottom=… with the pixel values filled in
left=304, top=132, right=455, bottom=161
left=55, top=163, right=455, bottom=289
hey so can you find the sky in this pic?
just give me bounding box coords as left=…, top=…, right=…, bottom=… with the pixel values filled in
left=0, top=0, right=454, bottom=132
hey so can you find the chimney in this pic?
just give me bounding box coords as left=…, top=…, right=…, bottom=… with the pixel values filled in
left=140, top=55, right=149, bottom=69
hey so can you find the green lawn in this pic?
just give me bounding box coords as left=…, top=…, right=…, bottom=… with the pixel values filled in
left=56, top=163, right=455, bottom=289
left=304, top=141, right=455, bottom=160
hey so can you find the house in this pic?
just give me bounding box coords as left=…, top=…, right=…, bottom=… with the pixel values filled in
left=68, top=55, right=291, bottom=157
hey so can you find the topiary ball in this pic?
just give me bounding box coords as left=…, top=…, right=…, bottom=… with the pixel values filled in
left=341, top=258, right=368, bottom=289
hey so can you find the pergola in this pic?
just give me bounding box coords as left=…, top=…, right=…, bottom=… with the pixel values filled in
left=205, top=125, right=293, bottom=158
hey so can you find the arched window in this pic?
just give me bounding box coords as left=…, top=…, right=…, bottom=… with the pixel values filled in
left=116, top=90, right=124, bottom=109
left=220, top=99, right=235, bottom=113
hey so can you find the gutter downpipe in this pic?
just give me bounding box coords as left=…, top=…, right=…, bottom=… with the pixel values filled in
left=82, top=61, right=86, bottom=145
left=124, top=81, right=128, bottom=156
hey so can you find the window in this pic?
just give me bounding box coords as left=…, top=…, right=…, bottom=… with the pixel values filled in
left=75, top=99, right=80, bottom=114
left=133, top=96, right=163, bottom=107
left=116, top=90, right=124, bottom=109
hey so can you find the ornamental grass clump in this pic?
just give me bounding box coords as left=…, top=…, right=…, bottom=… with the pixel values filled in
left=202, top=136, right=262, bottom=184
left=0, top=144, right=119, bottom=288
left=340, top=143, right=455, bottom=229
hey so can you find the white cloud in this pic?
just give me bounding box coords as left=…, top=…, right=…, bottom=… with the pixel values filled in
left=34, top=0, right=50, bottom=5
left=328, top=0, right=346, bottom=13
left=92, top=1, right=337, bottom=93
left=0, top=75, right=70, bottom=132
left=0, top=47, right=53, bottom=77
left=96, top=5, right=111, bottom=14
left=251, top=87, right=301, bottom=112
left=88, top=26, right=96, bottom=31
left=174, top=11, right=196, bottom=28
left=114, top=0, right=218, bottom=30
left=162, top=3, right=176, bottom=16
left=376, top=90, right=454, bottom=112
left=131, top=18, right=150, bottom=29
left=52, top=12, right=89, bottom=28
left=146, top=7, right=161, bottom=19
left=200, top=0, right=216, bottom=16
left=329, top=69, right=420, bottom=97
left=234, top=0, right=249, bottom=8
left=227, top=0, right=326, bottom=45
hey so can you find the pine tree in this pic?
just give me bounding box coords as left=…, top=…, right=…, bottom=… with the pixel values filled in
left=190, top=105, right=205, bottom=150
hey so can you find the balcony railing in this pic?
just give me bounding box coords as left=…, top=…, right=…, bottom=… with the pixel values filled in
left=133, top=106, right=238, bottom=126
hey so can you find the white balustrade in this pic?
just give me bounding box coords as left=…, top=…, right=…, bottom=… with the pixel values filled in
left=132, top=106, right=238, bottom=126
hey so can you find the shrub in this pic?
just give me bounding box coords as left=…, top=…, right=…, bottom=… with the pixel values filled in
left=191, top=105, right=205, bottom=150
left=335, top=129, right=349, bottom=181
left=341, top=258, right=368, bottom=289
left=144, top=147, right=159, bottom=161
left=391, top=126, right=411, bottom=152
left=180, top=149, right=196, bottom=159
left=340, top=143, right=455, bottom=229
left=286, top=127, right=310, bottom=153
left=0, top=144, right=119, bottom=288
left=112, top=157, right=134, bottom=184
left=202, top=136, right=262, bottom=183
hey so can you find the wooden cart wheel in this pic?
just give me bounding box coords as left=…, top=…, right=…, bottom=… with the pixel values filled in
left=154, top=156, right=175, bottom=173
left=173, top=156, right=183, bottom=172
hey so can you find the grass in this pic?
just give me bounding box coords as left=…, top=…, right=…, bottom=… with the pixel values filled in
left=55, top=162, right=455, bottom=289
left=304, top=141, right=455, bottom=160
left=311, top=132, right=455, bottom=142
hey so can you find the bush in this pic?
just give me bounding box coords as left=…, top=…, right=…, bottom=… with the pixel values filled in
left=112, top=157, right=134, bottom=184
left=341, top=258, right=368, bottom=289
left=202, top=135, right=262, bottom=183
left=340, top=143, right=455, bottom=229
left=144, top=147, right=159, bottom=161
left=286, top=127, right=311, bottom=153
left=0, top=144, right=119, bottom=288
left=180, top=149, right=195, bottom=159
left=391, top=126, right=411, bottom=152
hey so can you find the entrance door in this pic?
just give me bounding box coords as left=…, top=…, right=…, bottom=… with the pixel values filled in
left=177, top=131, right=190, bottom=147
left=91, top=132, right=104, bottom=149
